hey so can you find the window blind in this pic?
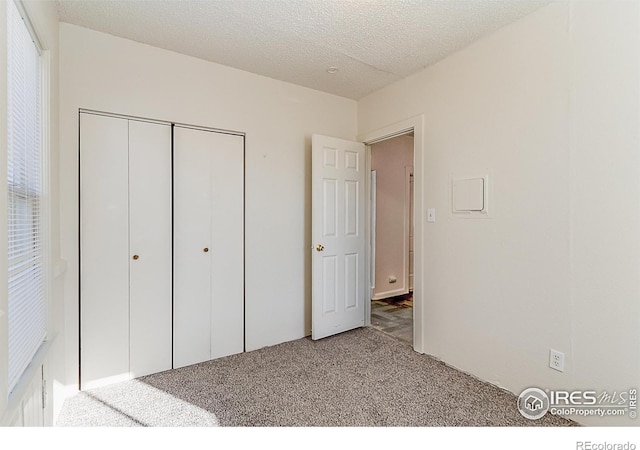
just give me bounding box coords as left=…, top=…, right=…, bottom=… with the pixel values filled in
left=7, top=0, right=46, bottom=393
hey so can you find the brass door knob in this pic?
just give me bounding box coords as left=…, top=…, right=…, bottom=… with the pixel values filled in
left=316, top=244, right=324, bottom=252
left=203, top=247, right=209, bottom=253
left=132, top=255, right=139, bottom=260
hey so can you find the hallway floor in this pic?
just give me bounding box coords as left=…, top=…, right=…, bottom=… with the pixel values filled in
left=370, top=293, right=413, bottom=345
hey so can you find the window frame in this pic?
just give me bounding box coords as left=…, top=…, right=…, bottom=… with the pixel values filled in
left=3, top=0, right=52, bottom=414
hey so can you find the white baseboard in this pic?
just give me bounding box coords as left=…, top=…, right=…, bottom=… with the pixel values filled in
left=372, top=288, right=409, bottom=301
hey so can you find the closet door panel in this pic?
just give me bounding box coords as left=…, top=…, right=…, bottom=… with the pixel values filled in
left=210, top=133, right=244, bottom=359
left=80, top=113, right=130, bottom=389
left=173, top=126, right=213, bottom=368
left=129, top=120, right=172, bottom=377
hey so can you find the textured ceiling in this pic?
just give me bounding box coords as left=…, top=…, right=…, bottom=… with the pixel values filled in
left=57, top=0, right=550, bottom=99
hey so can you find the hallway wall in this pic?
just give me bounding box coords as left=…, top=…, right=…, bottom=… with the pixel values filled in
left=371, top=134, right=414, bottom=299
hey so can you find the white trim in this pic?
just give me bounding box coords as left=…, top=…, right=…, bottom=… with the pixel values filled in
left=403, top=166, right=412, bottom=296
left=39, top=50, right=52, bottom=427
left=364, top=169, right=376, bottom=327
left=173, top=123, right=244, bottom=137
left=372, top=288, right=410, bottom=301
left=52, top=259, right=67, bottom=280
left=6, top=339, right=50, bottom=408
left=362, top=128, right=414, bottom=146
left=13, top=0, right=43, bottom=54
left=358, top=115, right=425, bottom=354
left=41, top=49, right=53, bottom=344
left=79, top=109, right=245, bottom=137
left=1, top=338, right=51, bottom=425
left=370, top=170, right=376, bottom=295
left=40, top=48, right=53, bottom=427
left=364, top=148, right=372, bottom=327
left=0, top=0, right=9, bottom=420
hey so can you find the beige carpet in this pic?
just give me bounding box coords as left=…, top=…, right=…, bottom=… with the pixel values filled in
left=57, top=327, right=575, bottom=427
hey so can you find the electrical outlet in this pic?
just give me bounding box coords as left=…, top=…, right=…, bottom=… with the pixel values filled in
left=549, top=349, right=565, bottom=372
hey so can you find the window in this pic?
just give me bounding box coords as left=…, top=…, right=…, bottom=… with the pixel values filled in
left=6, top=0, right=46, bottom=394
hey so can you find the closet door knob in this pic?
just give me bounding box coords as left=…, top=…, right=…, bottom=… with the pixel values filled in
left=132, top=255, right=139, bottom=260
left=203, top=247, right=209, bottom=253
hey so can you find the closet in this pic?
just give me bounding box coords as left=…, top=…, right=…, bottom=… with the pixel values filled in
left=80, top=112, right=244, bottom=390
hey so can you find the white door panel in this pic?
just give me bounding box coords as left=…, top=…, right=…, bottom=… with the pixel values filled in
left=174, top=127, right=244, bottom=368
left=129, top=120, right=172, bottom=377
left=210, top=133, right=244, bottom=359
left=312, top=135, right=366, bottom=340
left=80, top=113, right=130, bottom=389
left=173, top=126, right=213, bottom=368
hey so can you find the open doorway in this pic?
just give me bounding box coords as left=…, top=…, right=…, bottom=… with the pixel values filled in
left=369, top=133, right=414, bottom=345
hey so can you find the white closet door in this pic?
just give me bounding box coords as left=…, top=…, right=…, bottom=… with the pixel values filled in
left=173, top=127, right=244, bottom=368
left=128, top=120, right=172, bottom=378
left=210, top=132, right=244, bottom=359
left=173, top=127, right=214, bottom=368
left=80, top=113, right=130, bottom=389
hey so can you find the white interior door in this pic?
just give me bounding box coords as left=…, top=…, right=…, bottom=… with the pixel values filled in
left=128, top=120, right=172, bottom=378
left=312, top=134, right=366, bottom=340
left=80, top=113, right=130, bottom=389
left=173, top=126, right=244, bottom=368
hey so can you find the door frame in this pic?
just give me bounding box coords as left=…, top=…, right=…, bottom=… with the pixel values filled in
left=358, top=115, right=425, bottom=354
left=405, top=165, right=414, bottom=293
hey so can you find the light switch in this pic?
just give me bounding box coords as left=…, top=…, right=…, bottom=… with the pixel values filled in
left=427, top=208, right=436, bottom=223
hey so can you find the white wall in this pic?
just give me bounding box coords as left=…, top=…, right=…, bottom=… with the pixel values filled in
left=358, top=1, right=639, bottom=426
left=371, top=135, right=413, bottom=299
left=59, top=24, right=357, bottom=394
left=569, top=1, right=639, bottom=404
left=0, top=0, right=63, bottom=426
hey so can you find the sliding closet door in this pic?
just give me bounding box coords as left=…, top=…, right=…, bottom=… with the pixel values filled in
left=128, top=120, right=172, bottom=378
left=173, top=127, right=244, bottom=368
left=80, top=113, right=130, bottom=389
